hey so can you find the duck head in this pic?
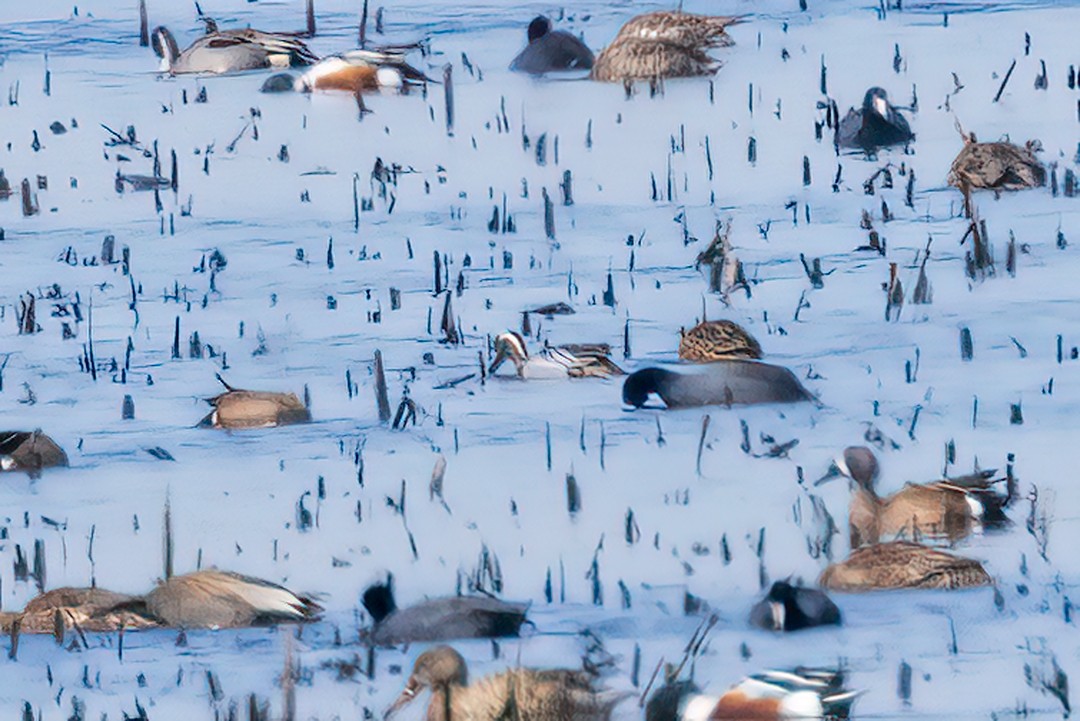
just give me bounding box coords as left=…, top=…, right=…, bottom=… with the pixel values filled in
left=862, top=87, right=891, bottom=118
left=527, top=16, right=552, bottom=42
left=816, top=445, right=879, bottom=491
left=621, top=367, right=667, bottom=408
left=489, top=331, right=529, bottom=375
left=151, top=26, right=180, bottom=71
left=385, top=645, right=468, bottom=719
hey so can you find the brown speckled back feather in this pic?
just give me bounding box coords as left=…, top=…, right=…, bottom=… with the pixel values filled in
left=819, top=541, right=992, bottom=591
left=948, top=138, right=1045, bottom=190
left=1, top=587, right=157, bottom=634
left=430, top=668, right=625, bottom=721
left=592, top=12, right=739, bottom=82
left=679, top=320, right=762, bottom=362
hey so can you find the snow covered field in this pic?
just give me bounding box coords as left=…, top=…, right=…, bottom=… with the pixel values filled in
left=1, top=0, right=1079, bottom=718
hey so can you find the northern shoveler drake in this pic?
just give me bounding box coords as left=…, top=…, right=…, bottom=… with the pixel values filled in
left=385, top=645, right=629, bottom=721
left=510, top=16, right=595, bottom=74
left=947, top=131, right=1046, bottom=191
left=819, top=541, right=992, bottom=591
left=591, top=11, right=741, bottom=83
left=140, top=570, right=321, bottom=629
left=261, top=49, right=430, bottom=93
left=836, top=87, right=913, bottom=152
left=749, top=581, right=842, bottom=632
left=622, top=362, right=813, bottom=409
left=489, top=331, right=624, bottom=379
left=0, top=587, right=157, bottom=635
left=152, top=25, right=318, bottom=75
left=647, top=668, right=859, bottom=721
left=198, top=375, right=311, bottom=429
left=679, top=320, right=763, bottom=362
left=0, top=430, right=68, bottom=474
left=816, top=446, right=1011, bottom=548
left=360, top=578, right=528, bottom=645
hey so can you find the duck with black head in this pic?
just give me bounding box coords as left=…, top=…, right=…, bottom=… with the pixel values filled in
left=836, top=87, right=913, bottom=152
left=510, top=16, right=594, bottom=74
left=622, top=361, right=813, bottom=410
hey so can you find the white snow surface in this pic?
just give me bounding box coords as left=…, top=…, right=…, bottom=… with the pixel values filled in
left=1, top=0, right=1079, bottom=719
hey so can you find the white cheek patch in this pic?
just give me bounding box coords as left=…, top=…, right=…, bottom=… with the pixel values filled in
left=1, top=456, right=16, bottom=471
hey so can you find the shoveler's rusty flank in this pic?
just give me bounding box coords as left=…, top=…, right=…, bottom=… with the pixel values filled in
left=948, top=130, right=1046, bottom=191
left=819, top=541, right=993, bottom=591
left=591, top=11, right=741, bottom=82
left=198, top=375, right=311, bottom=429
left=261, top=49, right=430, bottom=94
left=817, top=446, right=1011, bottom=547
left=679, top=320, right=763, bottom=362
left=385, top=645, right=629, bottom=721
left=489, top=331, right=624, bottom=379
left=647, top=667, right=860, bottom=721
left=152, top=25, right=317, bottom=75
left=0, top=430, right=68, bottom=475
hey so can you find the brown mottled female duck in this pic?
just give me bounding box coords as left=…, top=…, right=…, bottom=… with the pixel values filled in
left=679, top=320, right=762, bottom=362
left=817, top=446, right=1010, bottom=548
left=0, top=430, right=68, bottom=475
left=948, top=131, right=1045, bottom=191
left=591, top=11, right=741, bottom=82
left=0, top=587, right=156, bottom=635
left=819, top=541, right=992, bottom=591
left=199, top=375, right=311, bottom=429
left=385, top=645, right=629, bottom=720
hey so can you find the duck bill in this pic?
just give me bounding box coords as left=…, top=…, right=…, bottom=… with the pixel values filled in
left=814, top=462, right=843, bottom=486
left=872, top=95, right=889, bottom=118
left=488, top=346, right=509, bottom=374
left=383, top=678, right=420, bottom=720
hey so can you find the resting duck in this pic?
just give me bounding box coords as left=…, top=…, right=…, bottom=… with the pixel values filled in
left=0, top=587, right=156, bottom=635
left=622, top=361, right=813, bottom=409
left=819, top=541, right=992, bottom=591
left=647, top=667, right=859, bottom=721
left=749, top=581, right=841, bottom=632
left=261, top=49, right=429, bottom=93
left=198, top=375, right=311, bottom=429
left=817, top=445, right=1011, bottom=547
left=0, top=430, right=68, bottom=475
left=947, top=131, right=1046, bottom=191
left=152, top=25, right=317, bottom=75
left=836, top=87, right=913, bottom=152
left=489, top=331, right=624, bottom=379
left=592, top=11, right=741, bottom=82
left=510, top=16, right=594, bottom=74
left=385, top=645, right=628, bottom=720
left=678, top=320, right=762, bottom=362
left=360, top=578, right=528, bottom=645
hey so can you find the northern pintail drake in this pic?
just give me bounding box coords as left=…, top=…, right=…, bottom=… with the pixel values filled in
left=489, top=331, right=625, bottom=379
left=591, top=11, right=741, bottom=83
left=361, top=579, right=528, bottom=645
left=140, top=570, right=321, bottom=629
left=198, top=375, right=311, bottom=429
left=385, top=645, right=629, bottom=720
left=0, top=587, right=157, bottom=635
left=749, top=581, right=841, bottom=632
left=152, top=25, right=318, bottom=75
left=510, top=16, right=595, bottom=74
left=817, top=446, right=1011, bottom=548
left=261, top=49, right=429, bottom=93
left=836, top=87, right=913, bottom=152
left=622, top=362, right=813, bottom=409
left=819, top=541, right=992, bottom=591
left=679, top=320, right=762, bottom=362
left=947, top=131, right=1046, bottom=191
left=0, top=430, right=68, bottom=474
left=647, top=668, right=859, bottom=721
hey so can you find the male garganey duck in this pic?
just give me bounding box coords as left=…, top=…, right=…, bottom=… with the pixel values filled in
left=510, top=16, right=595, bottom=74
left=836, top=87, right=913, bottom=152
left=0, top=570, right=319, bottom=633
left=489, top=331, right=624, bottom=379
left=152, top=25, right=317, bottom=75
left=198, top=375, right=311, bottom=429
left=678, top=319, right=763, bottom=362
left=385, top=645, right=629, bottom=721
left=591, top=11, right=741, bottom=83
left=947, top=130, right=1046, bottom=191
left=647, top=667, right=860, bottom=721
left=0, top=430, right=68, bottom=475
left=819, top=541, right=992, bottom=591
left=816, top=445, right=1010, bottom=548
left=261, top=49, right=429, bottom=94
left=749, top=581, right=841, bottom=632
left=622, top=361, right=813, bottom=409
left=360, top=578, right=528, bottom=645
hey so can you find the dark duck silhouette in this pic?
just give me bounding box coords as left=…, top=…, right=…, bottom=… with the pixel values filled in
left=510, top=16, right=594, bottom=74
left=749, top=581, right=841, bottom=632
left=836, top=87, right=913, bottom=152
left=622, top=361, right=813, bottom=409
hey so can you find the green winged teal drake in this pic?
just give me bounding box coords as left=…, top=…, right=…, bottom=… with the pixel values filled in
left=385, top=645, right=629, bottom=720
left=817, top=446, right=1010, bottom=547
left=591, top=11, right=741, bottom=83
left=679, top=320, right=762, bottom=362
left=489, top=331, right=624, bottom=379
left=819, top=541, right=992, bottom=591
